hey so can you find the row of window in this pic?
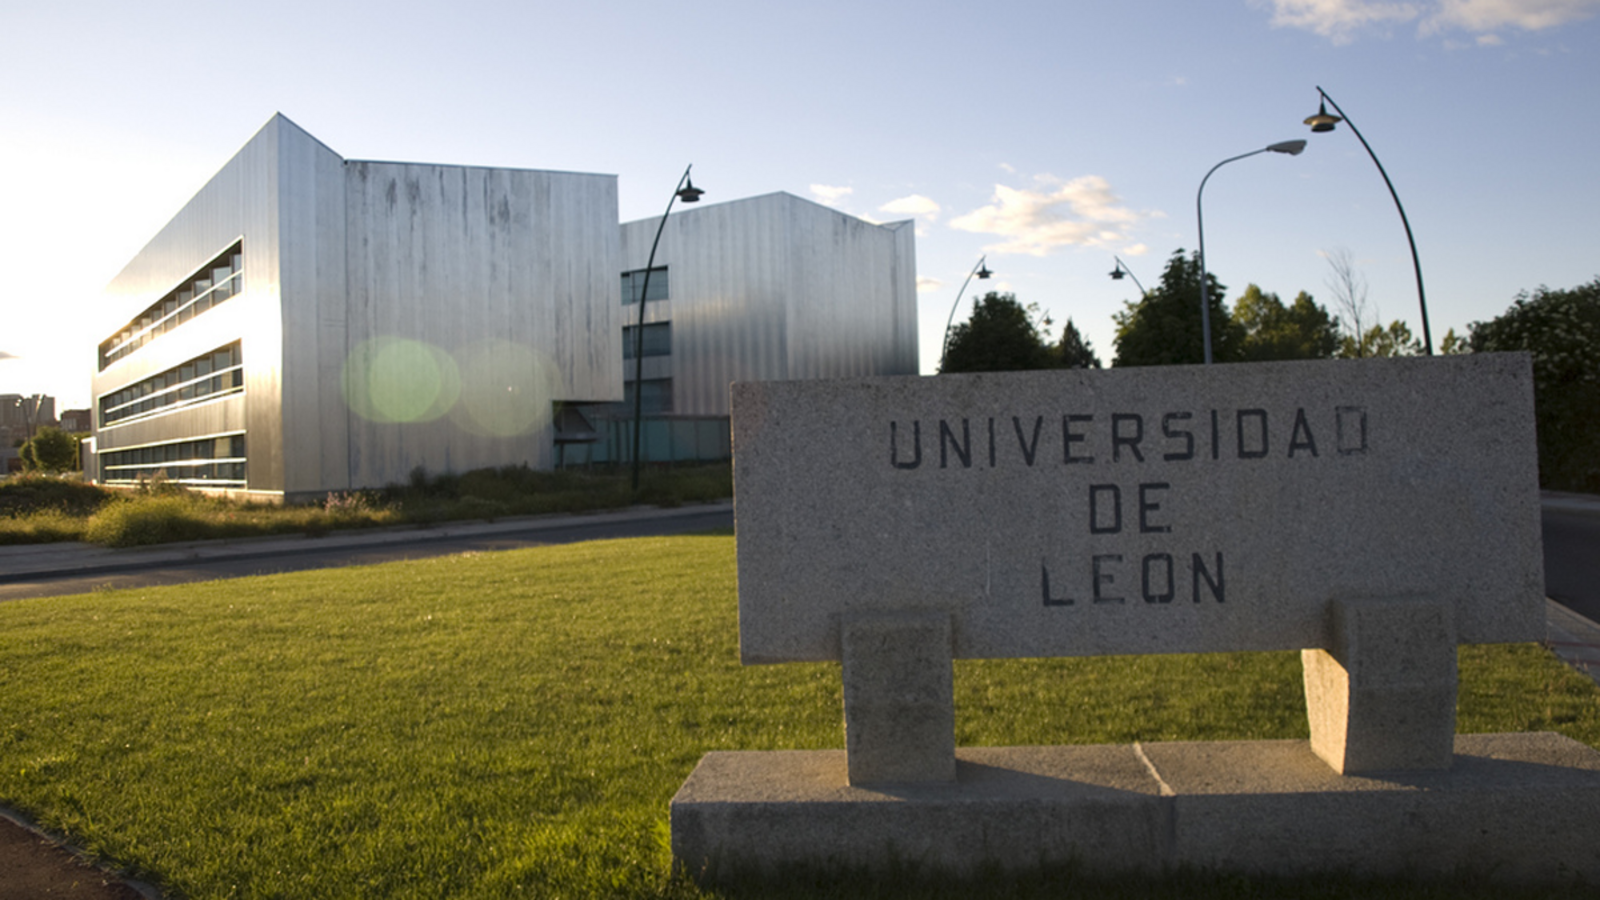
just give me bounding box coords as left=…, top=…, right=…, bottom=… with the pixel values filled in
left=101, top=434, right=247, bottom=486
left=99, top=343, right=244, bottom=427
left=100, top=242, right=244, bottom=370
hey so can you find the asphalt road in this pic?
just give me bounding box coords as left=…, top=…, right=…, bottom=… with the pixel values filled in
left=0, top=506, right=734, bottom=602
left=1543, top=504, right=1600, bottom=624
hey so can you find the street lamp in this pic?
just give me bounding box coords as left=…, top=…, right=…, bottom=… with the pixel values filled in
left=1109, top=256, right=1148, bottom=297
left=939, top=255, right=993, bottom=371
left=1305, top=86, right=1431, bottom=355
left=630, top=165, right=704, bottom=494
left=1196, top=139, right=1307, bottom=364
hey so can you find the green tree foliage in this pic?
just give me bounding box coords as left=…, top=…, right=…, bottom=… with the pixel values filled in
left=1438, top=327, right=1470, bottom=355
left=1338, top=320, right=1423, bottom=358
left=1469, top=277, right=1600, bottom=492
left=1113, top=250, right=1243, bottom=366
left=941, top=291, right=1055, bottom=373
left=19, top=426, right=79, bottom=473
left=1234, top=285, right=1340, bottom=361
left=1054, top=318, right=1102, bottom=369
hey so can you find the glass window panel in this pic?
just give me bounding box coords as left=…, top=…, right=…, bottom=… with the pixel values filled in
left=621, top=267, right=669, bottom=305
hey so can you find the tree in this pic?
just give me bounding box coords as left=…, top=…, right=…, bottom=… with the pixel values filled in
left=1339, top=320, right=1422, bottom=358
left=1112, top=250, right=1242, bottom=366
left=1469, top=277, right=1600, bottom=492
left=1323, top=247, right=1374, bottom=354
left=941, top=292, right=1055, bottom=373
left=1234, top=285, right=1340, bottom=361
left=1054, top=318, right=1102, bottom=369
left=19, top=426, right=79, bottom=473
left=1437, top=328, right=1470, bottom=355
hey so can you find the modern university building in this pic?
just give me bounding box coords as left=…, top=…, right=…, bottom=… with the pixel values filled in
left=89, top=115, right=917, bottom=502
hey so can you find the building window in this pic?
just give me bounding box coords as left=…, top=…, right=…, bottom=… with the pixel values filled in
left=98, top=342, right=244, bottom=428
left=620, top=266, right=668, bottom=305
left=622, top=322, right=672, bottom=359
left=101, top=434, right=246, bottom=487
left=99, top=241, right=243, bottom=370
left=623, top=379, right=673, bottom=415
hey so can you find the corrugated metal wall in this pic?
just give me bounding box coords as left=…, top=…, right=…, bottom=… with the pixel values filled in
left=620, top=192, right=918, bottom=418
left=340, top=160, right=622, bottom=489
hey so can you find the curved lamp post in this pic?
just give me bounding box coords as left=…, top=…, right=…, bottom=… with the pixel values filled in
left=1109, top=256, right=1148, bottom=297
left=939, top=255, right=993, bottom=371
left=630, top=165, right=704, bottom=493
left=1305, top=87, right=1431, bottom=355
left=1197, top=140, right=1307, bottom=365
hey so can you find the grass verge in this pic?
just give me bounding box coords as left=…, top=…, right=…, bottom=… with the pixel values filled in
left=0, top=535, right=1596, bottom=899
left=0, top=463, right=731, bottom=547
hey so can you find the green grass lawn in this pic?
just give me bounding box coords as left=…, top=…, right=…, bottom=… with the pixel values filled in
left=1, top=535, right=1597, bottom=899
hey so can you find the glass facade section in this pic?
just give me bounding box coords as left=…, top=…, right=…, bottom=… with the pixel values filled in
left=622, top=322, right=672, bottom=359
left=99, top=242, right=243, bottom=369
left=620, top=266, right=668, bottom=305
left=100, top=434, right=247, bottom=487
left=99, top=343, right=243, bottom=427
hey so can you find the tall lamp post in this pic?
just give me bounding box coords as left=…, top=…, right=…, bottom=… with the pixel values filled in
left=939, top=255, right=993, bottom=371
left=1197, top=139, right=1307, bottom=364
left=630, top=165, right=704, bottom=494
left=1109, top=256, right=1148, bottom=297
left=1305, top=87, right=1431, bottom=355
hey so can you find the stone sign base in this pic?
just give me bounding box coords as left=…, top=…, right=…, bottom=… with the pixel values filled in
left=671, top=732, right=1600, bottom=887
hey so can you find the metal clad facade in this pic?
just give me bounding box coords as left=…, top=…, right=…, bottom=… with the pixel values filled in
left=620, top=192, right=917, bottom=417
left=96, top=115, right=622, bottom=499
left=93, top=115, right=293, bottom=498
left=342, top=160, right=622, bottom=488
left=277, top=121, right=350, bottom=496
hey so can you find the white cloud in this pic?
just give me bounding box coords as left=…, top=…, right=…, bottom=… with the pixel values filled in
left=879, top=194, right=941, bottom=222
left=1255, top=0, right=1421, bottom=43
left=809, top=184, right=853, bottom=206
left=949, top=175, right=1142, bottom=257
left=916, top=276, right=943, bottom=293
left=1255, top=0, right=1600, bottom=41
left=1423, top=0, right=1600, bottom=32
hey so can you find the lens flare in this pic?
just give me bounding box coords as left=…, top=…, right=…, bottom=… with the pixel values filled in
left=342, top=337, right=460, bottom=423
left=450, top=338, right=559, bottom=437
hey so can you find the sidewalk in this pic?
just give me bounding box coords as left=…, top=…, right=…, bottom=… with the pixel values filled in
left=0, top=501, right=732, bottom=582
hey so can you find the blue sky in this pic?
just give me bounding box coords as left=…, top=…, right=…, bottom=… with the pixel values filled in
left=3, top=0, right=1597, bottom=411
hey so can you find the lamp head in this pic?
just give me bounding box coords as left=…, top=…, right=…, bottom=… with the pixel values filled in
left=1267, top=139, right=1308, bottom=156
left=676, top=178, right=704, bottom=203
left=1110, top=266, right=1126, bottom=281
left=1304, top=100, right=1342, bottom=133
left=977, top=263, right=993, bottom=279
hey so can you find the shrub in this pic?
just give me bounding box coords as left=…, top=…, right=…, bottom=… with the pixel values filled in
left=0, top=474, right=112, bottom=517
left=84, top=495, right=213, bottom=548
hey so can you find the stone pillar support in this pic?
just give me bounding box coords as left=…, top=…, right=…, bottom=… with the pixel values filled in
left=1302, top=597, right=1457, bottom=774
left=840, top=611, right=956, bottom=785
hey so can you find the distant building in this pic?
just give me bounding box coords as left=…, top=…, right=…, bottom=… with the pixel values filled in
left=58, top=409, right=91, bottom=434
left=1, top=393, right=55, bottom=448
left=90, top=115, right=916, bottom=500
